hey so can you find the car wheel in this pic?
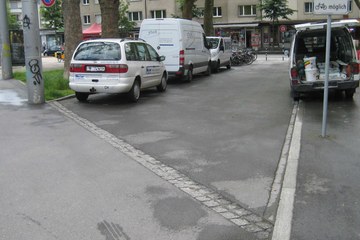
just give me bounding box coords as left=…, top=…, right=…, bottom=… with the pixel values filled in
left=291, top=88, right=300, bottom=101
left=345, top=89, right=355, bottom=99
left=128, top=79, right=141, bottom=102
left=185, top=68, right=193, bottom=82
left=226, top=60, right=231, bottom=69
left=156, top=74, right=167, bottom=92
left=205, top=62, right=212, bottom=76
left=75, top=92, right=89, bottom=102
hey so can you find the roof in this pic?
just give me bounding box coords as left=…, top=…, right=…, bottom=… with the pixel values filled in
left=295, top=19, right=360, bottom=31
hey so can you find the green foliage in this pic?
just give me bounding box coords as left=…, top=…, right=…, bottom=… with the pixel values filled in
left=6, top=0, right=20, bottom=30
left=258, top=0, right=295, bottom=23
left=174, top=0, right=202, bottom=18
left=40, top=0, right=64, bottom=29
left=119, top=0, right=136, bottom=37
left=14, top=69, right=74, bottom=101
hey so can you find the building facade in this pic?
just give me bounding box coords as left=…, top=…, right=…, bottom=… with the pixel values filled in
left=8, top=0, right=360, bottom=51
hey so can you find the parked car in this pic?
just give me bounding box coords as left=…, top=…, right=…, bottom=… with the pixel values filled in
left=43, top=45, right=62, bottom=56
left=289, top=19, right=360, bottom=100
left=206, top=36, right=232, bottom=72
left=69, top=38, right=168, bottom=102
left=139, top=18, right=212, bottom=82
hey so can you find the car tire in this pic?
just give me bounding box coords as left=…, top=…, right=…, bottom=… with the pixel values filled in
left=213, top=61, right=220, bottom=73
left=226, top=60, right=231, bottom=69
left=345, top=89, right=355, bottom=99
left=75, top=92, right=89, bottom=102
left=205, top=62, right=212, bottom=76
left=185, top=68, right=193, bottom=82
left=156, top=74, right=167, bottom=92
left=291, top=88, right=300, bottom=101
left=128, top=79, right=141, bottom=102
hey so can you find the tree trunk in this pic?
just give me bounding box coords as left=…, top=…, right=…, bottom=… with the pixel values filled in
left=62, top=0, right=83, bottom=79
left=203, top=0, right=214, bottom=36
left=182, top=0, right=196, bottom=20
left=355, top=0, right=360, bottom=9
left=99, top=0, right=120, bottom=38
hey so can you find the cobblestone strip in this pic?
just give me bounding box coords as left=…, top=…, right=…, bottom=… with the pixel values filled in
left=50, top=101, right=273, bottom=239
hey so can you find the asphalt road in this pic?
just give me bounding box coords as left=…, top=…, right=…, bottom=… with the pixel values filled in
left=59, top=57, right=294, bottom=224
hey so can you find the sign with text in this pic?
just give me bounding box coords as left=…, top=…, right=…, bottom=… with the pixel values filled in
left=314, top=0, right=349, bottom=15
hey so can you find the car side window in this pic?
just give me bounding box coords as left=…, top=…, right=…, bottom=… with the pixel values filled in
left=125, top=43, right=139, bottom=61
left=135, top=43, right=150, bottom=61
left=146, top=44, right=159, bottom=61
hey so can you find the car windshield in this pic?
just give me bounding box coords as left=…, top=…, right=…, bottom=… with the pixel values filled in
left=74, top=42, right=121, bottom=60
left=207, top=38, right=220, bottom=49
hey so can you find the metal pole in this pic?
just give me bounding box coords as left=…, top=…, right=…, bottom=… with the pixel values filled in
left=321, top=15, right=331, bottom=137
left=22, top=0, right=45, bottom=104
left=0, top=0, right=13, bottom=80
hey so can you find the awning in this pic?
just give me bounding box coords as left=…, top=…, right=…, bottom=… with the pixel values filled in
left=214, top=23, right=259, bottom=28
left=83, top=23, right=102, bottom=35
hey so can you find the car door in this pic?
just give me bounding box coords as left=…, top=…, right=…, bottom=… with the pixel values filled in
left=145, top=43, right=163, bottom=86
left=135, top=42, right=157, bottom=88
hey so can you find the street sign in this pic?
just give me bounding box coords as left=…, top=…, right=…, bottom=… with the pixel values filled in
left=279, top=25, right=287, bottom=33
left=41, top=0, right=56, bottom=7
left=314, top=0, right=349, bottom=15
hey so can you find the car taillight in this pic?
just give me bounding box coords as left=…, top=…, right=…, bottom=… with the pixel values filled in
left=291, top=67, right=298, bottom=79
left=349, top=62, right=359, bottom=74
left=106, top=64, right=128, bottom=73
left=70, top=64, right=85, bottom=72
left=179, top=50, right=185, bottom=66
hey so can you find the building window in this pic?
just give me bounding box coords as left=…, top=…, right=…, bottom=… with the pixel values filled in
left=83, top=0, right=89, bottom=5
left=151, top=10, right=166, bottom=18
left=84, top=15, right=91, bottom=24
left=239, top=5, right=256, bottom=16
left=213, top=7, right=222, bottom=17
left=128, top=11, right=143, bottom=21
left=348, top=0, right=352, bottom=12
left=304, top=2, right=313, bottom=13
left=95, top=14, right=101, bottom=24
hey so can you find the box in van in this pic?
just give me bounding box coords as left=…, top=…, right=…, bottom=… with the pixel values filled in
left=206, top=36, right=232, bottom=72
left=289, top=19, right=360, bottom=100
left=139, top=18, right=212, bottom=82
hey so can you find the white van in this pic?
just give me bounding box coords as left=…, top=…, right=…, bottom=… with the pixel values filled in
left=139, top=18, right=212, bottom=82
left=289, top=20, right=360, bottom=100
left=206, top=36, right=232, bottom=72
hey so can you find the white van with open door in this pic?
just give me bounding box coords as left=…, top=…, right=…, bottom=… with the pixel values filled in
left=289, top=19, right=360, bottom=100
left=139, top=18, right=212, bottom=82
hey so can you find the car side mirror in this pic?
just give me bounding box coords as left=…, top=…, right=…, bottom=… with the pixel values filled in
left=219, top=46, right=224, bottom=51
left=158, top=55, right=166, bottom=61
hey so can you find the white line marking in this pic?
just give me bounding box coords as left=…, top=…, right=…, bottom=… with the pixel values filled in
left=272, top=102, right=302, bottom=240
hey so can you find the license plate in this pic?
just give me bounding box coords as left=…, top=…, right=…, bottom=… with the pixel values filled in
left=86, top=66, right=105, bottom=72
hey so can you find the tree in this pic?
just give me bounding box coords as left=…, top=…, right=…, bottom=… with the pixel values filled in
left=182, top=0, right=197, bottom=19
left=62, top=0, right=83, bottom=79
left=99, top=0, right=120, bottom=38
left=203, top=0, right=214, bottom=36
left=175, top=0, right=202, bottom=18
left=40, top=0, right=63, bottom=29
left=258, top=0, right=295, bottom=49
left=6, top=1, right=20, bottom=30
left=118, top=1, right=136, bottom=37
left=355, top=0, right=360, bottom=9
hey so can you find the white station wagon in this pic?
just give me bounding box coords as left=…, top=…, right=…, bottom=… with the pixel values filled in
left=69, top=38, right=168, bottom=102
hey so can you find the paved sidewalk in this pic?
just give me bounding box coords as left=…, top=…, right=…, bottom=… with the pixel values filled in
left=0, top=78, right=261, bottom=239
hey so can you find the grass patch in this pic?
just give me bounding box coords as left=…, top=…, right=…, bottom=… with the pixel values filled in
left=13, top=69, right=74, bottom=101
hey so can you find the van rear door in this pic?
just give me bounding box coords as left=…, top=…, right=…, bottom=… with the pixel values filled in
left=140, top=20, right=180, bottom=73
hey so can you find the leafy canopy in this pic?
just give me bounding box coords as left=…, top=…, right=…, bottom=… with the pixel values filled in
left=258, top=0, right=295, bottom=23
left=40, top=0, right=64, bottom=29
